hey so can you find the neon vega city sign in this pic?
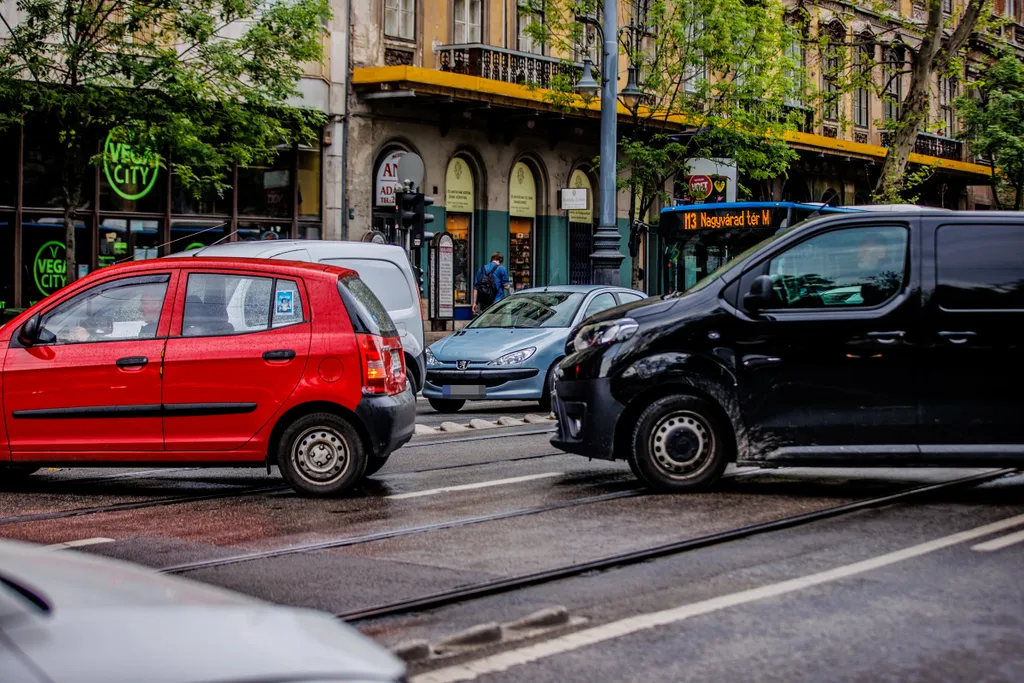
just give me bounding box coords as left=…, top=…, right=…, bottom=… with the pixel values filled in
left=104, top=129, right=161, bottom=201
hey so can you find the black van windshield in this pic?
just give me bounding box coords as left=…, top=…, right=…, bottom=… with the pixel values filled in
left=669, top=215, right=826, bottom=297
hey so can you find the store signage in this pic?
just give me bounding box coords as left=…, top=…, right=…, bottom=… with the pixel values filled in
left=679, top=174, right=729, bottom=205
left=509, top=162, right=537, bottom=218
left=681, top=208, right=775, bottom=231
left=104, top=129, right=160, bottom=201
left=445, top=158, right=474, bottom=213
left=376, top=151, right=406, bottom=206
left=560, top=188, right=587, bottom=210
left=34, top=240, right=66, bottom=296
left=566, top=170, right=593, bottom=223
left=437, top=233, right=454, bottom=318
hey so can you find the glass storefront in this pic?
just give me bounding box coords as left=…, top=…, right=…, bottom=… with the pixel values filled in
left=0, top=124, right=323, bottom=308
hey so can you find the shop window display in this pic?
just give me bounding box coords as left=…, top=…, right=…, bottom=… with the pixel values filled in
left=22, top=216, right=92, bottom=305
left=509, top=218, right=533, bottom=290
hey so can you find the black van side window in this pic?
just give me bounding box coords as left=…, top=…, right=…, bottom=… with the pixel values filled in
left=936, top=225, right=1024, bottom=311
left=765, top=226, right=908, bottom=309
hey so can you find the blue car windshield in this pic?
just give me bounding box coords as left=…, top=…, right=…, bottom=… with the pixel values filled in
left=470, top=292, right=585, bottom=329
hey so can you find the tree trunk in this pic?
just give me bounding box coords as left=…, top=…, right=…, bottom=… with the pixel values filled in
left=873, top=0, right=985, bottom=201
left=61, top=141, right=84, bottom=290
left=989, top=157, right=1004, bottom=210
left=628, top=188, right=642, bottom=290
left=1014, top=168, right=1024, bottom=210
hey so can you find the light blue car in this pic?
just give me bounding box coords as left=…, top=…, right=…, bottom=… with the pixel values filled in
left=423, top=285, right=647, bottom=412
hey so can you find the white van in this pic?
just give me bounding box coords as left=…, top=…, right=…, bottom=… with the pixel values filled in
left=167, top=241, right=426, bottom=393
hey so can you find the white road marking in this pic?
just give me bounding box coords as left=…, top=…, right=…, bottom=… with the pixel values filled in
left=386, top=473, right=563, bottom=500
left=971, top=528, right=1024, bottom=552
left=43, top=537, right=115, bottom=551
left=413, top=512, right=1024, bottom=683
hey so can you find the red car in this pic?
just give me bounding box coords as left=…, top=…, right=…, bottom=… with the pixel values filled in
left=0, top=258, right=415, bottom=496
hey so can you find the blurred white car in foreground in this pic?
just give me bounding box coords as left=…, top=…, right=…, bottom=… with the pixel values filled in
left=0, top=539, right=404, bottom=683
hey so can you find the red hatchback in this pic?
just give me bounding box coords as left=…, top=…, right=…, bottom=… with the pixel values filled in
left=0, top=258, right=415, bottom=496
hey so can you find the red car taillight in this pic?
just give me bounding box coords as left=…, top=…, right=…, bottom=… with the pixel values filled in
left=357, top=333, right=407, bottom=396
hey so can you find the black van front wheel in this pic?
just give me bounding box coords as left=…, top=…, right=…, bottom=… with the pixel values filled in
left=628, top=395, right=728, bottom=493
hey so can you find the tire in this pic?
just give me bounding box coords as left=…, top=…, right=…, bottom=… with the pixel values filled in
left=627, top=395, right=729, bottom=493
left=277, top=412, right=367, bottom=497
left=408, top=371, right=420, bottom=397
left=538, top=363, right=558, bottom=413
left=428, top=398, right=465, bottom=413
left=364, top=455, right=390, bottom=476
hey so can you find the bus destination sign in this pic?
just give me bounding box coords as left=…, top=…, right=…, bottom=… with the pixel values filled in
left=682, top=208, right=775, bottom=231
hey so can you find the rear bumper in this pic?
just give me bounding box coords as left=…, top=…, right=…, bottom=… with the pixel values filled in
left=550, top=377, right=623, bottom=461
left=355, top=388, right=416, bottom=458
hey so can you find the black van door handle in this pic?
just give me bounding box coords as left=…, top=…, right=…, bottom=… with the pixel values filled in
left=263, top=349, right=296, bottom=361
left=867, top=331, right=905, bottom=344
left=116, top=356, right=149, bottom=369
left=938, top=331, right=976, bottom=345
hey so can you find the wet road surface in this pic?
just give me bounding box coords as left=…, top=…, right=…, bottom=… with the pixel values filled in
left=1, top=429, right=1021, bottom=683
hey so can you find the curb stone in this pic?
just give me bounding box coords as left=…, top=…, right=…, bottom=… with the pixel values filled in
left=391, top=639, right=431, bottom=662
left=524, top=413, right=555, bottom=424
left=439, top=421, right=470, bottom=432
left=413, top=424, right=437, bottom=435
left=435, top=622, right=502, bottom=649
left=469, top=418, right=498, bottom=429
left=496, top=416, right=524, bottom=427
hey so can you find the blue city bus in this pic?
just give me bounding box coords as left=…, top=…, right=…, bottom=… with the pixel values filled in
left=651, top=201, right=861, bottom=295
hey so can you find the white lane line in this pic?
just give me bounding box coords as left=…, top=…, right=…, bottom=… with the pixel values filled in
left=43, top=537, right=115, bottom=551
left=971, top=528, right=1024, bottom=552
left=386, top=472, right=563, bottom=500
left=413, top=512, right=1024, bottom=683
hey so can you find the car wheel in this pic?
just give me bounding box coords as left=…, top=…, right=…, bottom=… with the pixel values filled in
left=538, top=364, right=557, bottom=412
left=364, top=455, right=390, bottom=476
left=278, top=413, right=366, bottom=497
left=628, top=395, right=728, bottom=493
left=428, top=398, right=465, bottom=413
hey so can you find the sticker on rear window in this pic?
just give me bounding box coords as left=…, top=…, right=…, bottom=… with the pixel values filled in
left=276, top=290, right=294, bottom=314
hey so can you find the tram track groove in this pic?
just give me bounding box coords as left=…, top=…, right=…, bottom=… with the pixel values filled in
left=336, top=468, right=1017, bottom=623
left=0, top=451, right=570, bottom=527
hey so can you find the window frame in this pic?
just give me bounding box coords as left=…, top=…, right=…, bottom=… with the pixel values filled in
left=33, top=274, right=172, bottom=347
left=516, top=0, right=545, bottom=55
left=384, top=0, right=416, bottom=41
left=453, top=0, right=482, bottom=44
left=853, top=38, right=873, bottom=129
left=883, top=46, right=904, bottom=122
left=179, top=271, right=308, bottom=339
left=935, top=223, right=1024, bottom=313
left=740, top=224, right=913, bottom=315
left=581, top=291, right=618, bottom=319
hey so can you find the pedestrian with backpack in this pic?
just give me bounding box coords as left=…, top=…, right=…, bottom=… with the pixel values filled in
left=472, top=252, right=510, bottom=314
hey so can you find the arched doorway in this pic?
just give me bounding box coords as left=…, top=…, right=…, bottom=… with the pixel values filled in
left=445, top=156, right=475, bottom=308
left=508, top=161, right=537, bottom=290
left=567, top=168, right=595, bottom=285
left=821, top=187, right=841, bottom=206
left=371, top=143, right=411, bottom=242
left=782, top=178, right=811, bottom=203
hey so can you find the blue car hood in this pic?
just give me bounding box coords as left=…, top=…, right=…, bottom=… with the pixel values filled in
left=431, top=327, right=564, bottom=362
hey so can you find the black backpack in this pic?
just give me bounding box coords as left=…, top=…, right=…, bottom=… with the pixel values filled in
left=475, top=263, right=499, bottom=307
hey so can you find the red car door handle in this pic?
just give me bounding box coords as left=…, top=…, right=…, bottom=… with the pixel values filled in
left=867, top=331, right=905, bottom=344
left=116, top=356, right=149, bottom=369
left=263, top=349, right=296, bottom=361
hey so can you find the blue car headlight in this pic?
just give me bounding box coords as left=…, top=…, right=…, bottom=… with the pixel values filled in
left=488, top=346, right=537, bottom=366
left=425, top=348, right=440, bottom=367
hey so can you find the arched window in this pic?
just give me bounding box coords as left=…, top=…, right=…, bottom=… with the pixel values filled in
left=854, top=33, right=874, bottom=129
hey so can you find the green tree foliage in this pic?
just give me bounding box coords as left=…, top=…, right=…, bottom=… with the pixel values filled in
left=956, top=55, right=1024, bottom=209
left=0, top=0, right=330, bottom=282
left=522, top=0, right=801, bottom=286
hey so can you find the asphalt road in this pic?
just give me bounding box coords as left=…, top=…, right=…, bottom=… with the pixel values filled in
left=1, top=429, right=1021, bottom=683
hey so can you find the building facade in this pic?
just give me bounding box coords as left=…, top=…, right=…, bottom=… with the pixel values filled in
left=346, top=0, right=1014, bottom=309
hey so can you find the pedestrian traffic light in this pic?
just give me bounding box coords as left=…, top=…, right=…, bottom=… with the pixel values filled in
left=395, top=191, right=434, bottom=248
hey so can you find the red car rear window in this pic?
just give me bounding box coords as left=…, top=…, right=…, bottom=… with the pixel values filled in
left=337, top=274, right=398, bottom=338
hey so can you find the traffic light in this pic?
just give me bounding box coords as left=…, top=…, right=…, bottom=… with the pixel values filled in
left=395, top=191, right=435, bottom=248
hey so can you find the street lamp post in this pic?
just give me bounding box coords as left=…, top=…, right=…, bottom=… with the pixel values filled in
left=589, top=0, right=624, bottom=286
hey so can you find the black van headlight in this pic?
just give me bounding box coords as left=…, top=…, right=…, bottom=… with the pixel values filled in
left=572, top=318, right=639, bottom=353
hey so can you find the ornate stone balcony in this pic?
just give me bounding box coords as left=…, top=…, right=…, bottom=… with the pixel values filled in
left=881, top=131, right=963, bottom=161
left=436, top=44, right=581, bottom=90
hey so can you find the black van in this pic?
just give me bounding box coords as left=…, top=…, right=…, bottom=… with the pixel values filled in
left=551, top=208, right=1024, bottom=492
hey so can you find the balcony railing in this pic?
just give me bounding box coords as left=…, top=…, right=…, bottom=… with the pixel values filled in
left=880, top=131, right=963, bottom=161
left=436, top=44, right=582, bottom=90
